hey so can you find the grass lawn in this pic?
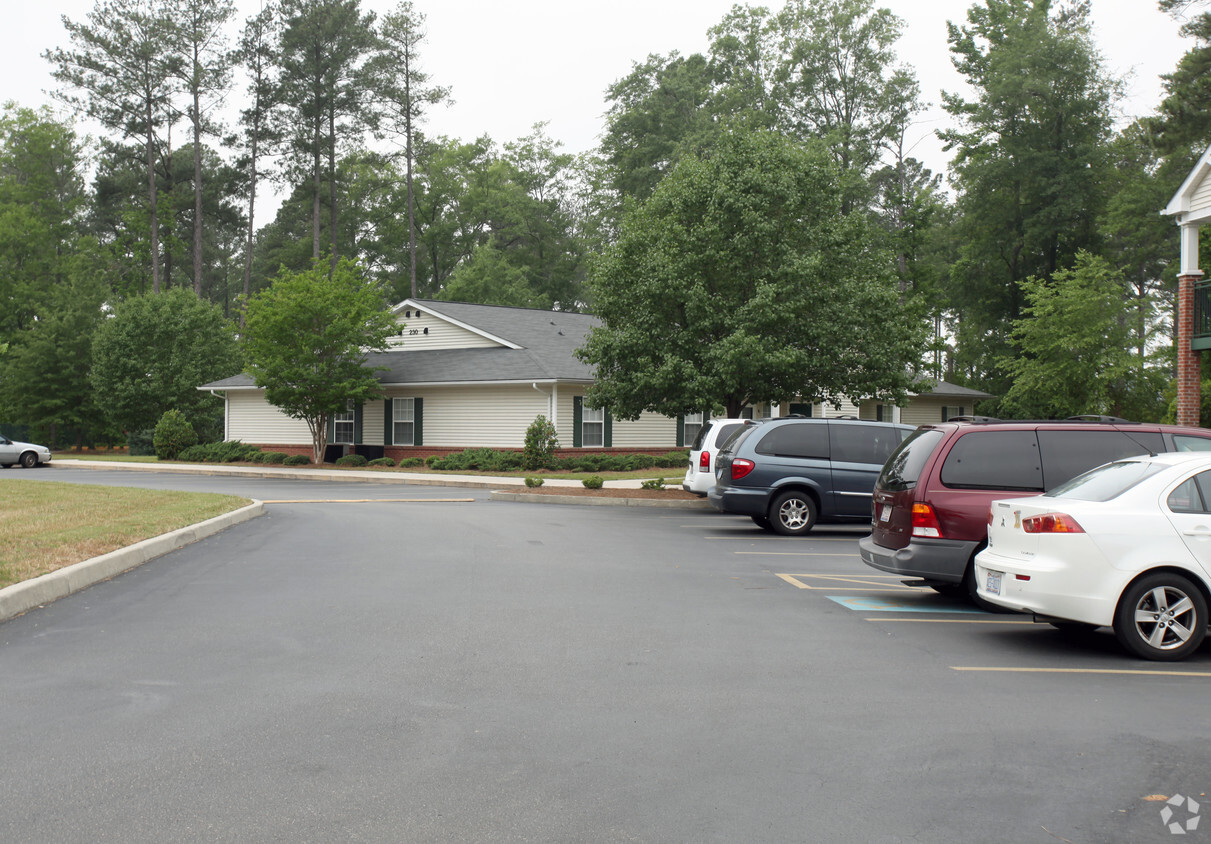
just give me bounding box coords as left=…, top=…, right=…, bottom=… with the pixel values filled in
left=0, top=479, right=250, bottom=589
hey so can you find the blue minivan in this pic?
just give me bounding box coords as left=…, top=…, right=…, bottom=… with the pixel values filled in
left=709, top=418, right=914, bottom=535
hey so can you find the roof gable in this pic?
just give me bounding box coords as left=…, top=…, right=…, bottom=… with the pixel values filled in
left=1164, top=143, right=1211, bottom=224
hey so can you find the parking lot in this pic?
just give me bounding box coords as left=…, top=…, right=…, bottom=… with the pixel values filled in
left=1, top=468, right=1208, bottom=842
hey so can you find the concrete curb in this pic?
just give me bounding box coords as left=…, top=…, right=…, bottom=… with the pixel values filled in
left=490, top=490, right=712, bottom=509
left=0, top=500, right=265, bottom=623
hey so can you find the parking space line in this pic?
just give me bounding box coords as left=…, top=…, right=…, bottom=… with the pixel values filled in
left=262, top=498, right=476, bottom=504
left=775, top=573, right=909, bottom=590
left=952, top=666, right=1211, bottom=678
left=867, top=617, right=1033, bottom=624
left=740, top=551, right=861, bottom=557
left=703, top=536, right=859, bottom=542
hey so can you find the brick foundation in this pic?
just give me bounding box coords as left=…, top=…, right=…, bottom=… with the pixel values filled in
left=248, top=444, right=686, bottom=464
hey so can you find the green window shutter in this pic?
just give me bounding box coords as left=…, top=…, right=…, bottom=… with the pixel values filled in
left=384, top=398, right=393, bottom=445
left=604, top=409, right=613, bottom=448
left=354, top=404, right=364, bottom=445
left=414, top=398, right=423, bottom=447
left=327, top=415, right=335, bottom=442
left=573, top=396, right=583, bottom=448
left=676, top=415, right=685, bottom=447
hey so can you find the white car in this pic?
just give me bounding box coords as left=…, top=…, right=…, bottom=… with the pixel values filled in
left=682, top=419, right=759, bottom=496
left=0, top=434, right=53, bottom=468
left=975, top=452, right=1211, bottom=661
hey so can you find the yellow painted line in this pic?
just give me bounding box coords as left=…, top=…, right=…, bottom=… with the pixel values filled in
left=868, top=618, right=1033, bottom=624
left=262, top=498, right=476, bottom=504
left=953, top=666, right=1211, bottom=678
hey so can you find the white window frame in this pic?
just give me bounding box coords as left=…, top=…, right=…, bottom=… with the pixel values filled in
left=683, top=412, right=704, bottom=447
left=333, top=401, right=355, bottom=444
left=393, top=397, right=415, bottom=446
left=582, top=405, right=605, bottom=447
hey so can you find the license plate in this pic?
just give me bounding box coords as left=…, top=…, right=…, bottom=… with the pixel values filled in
left=878, top=504, right=892, bottom=522
left=985, top=570, right=1003, bottom=596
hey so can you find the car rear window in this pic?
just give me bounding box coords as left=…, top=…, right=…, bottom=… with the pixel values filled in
left=712, top=423, right=748, bottom=451
left=689, top=422, right=714, bottom=451
left=940, top=430, right=1044, bottom=491
left=1049, top=460, right=1167, bottom=502
left=876, top=428, right=944, bottom=491
left=719, top=423, right=761, bottom=456
left=1037, top=430, right=1164, bottom=488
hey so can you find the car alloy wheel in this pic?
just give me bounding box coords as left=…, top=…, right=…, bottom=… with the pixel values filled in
left=19, top=452, right=37, bottom=468
left=1113, top=573, right=1208, bottom=661
left=769, top=490, right=817, bottom=536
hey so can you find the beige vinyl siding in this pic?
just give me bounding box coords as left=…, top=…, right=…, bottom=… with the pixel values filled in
left=386, top=309, right=503, bottom=351
left=362, top=399, right=385, bottom=446
left=611, top=411, right=679, bottom=448
left=1192, top=173, right=1211, bottom=217
left=900, top=399, right=954, bottom=426
left=388, top=384, right=550, bottom=448
left=227, top=392, right=312, bottom=444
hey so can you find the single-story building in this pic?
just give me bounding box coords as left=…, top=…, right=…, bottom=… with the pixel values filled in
left=200, top=299, right=991, bottom=460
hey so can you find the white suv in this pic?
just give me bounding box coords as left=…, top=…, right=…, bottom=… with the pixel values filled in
left=682, top=419, right=759, bottom=495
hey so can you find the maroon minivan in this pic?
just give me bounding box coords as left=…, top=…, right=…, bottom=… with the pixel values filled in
left=858, top=418, right=1211, bottom=608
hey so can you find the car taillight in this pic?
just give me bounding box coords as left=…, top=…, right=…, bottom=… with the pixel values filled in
left=911, top=503, right=942, bottom=538
left=1022, top=513, right=1084, bottom=534
left=699, top=450, right=711, bottom=471
left=731, top=458, right=755, bottom=481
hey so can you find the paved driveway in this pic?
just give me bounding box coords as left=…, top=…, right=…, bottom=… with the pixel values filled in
left=1, top=469, right=1209, bottom=842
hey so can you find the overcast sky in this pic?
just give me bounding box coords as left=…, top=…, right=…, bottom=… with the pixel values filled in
left=6, top=0, right=1196, bottom=188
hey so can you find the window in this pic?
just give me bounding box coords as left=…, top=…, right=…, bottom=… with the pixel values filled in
left=393, top=398, right=415, bottom=446
left=682, top=412, right=704, bottom=447
left=831, top=423, right=905, bottom=466
left=754, top=422, right=829, bottom=459
left=1174, top=434, right=1211, bottom=452
left=942, top=406, right=966, bottom=421
left=1037, top=430, right=1164, bottom=489
left=940, top=430, right=1043, bottom=491
left=582, top=405, right=605, bottom=447
left=333, top=401, right=355, bottom=444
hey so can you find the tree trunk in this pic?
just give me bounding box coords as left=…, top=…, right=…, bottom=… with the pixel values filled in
left=192, top=87, right=204, bottom=297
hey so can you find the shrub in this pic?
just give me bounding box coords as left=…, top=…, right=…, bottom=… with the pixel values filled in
left=397, top=457, right=425, bottom=468
left=427, top=448, right=525, bottom=472
left=173, top=440, right=259, bottom=463
left=335, top=454, right=368, bottom=467
left=524, top=476, right=544, bottom=488
left=127, top=428, right=156, bottom=456
left=153, top=409, right=198, bottom=460
left=368, top=457, right=396, bottom=467
left=657, top=450, right=690, bottom=468
left=283, top=454, right=310, bottom=466
left=640, top=477, right=666, bottom=490
left=582, top=475, right=604, bottom=489
left=523, top=415, right=559, bottom=470
left=261, top=451, right=288, bottom=464
left=425, top=455, right=443, bottom=468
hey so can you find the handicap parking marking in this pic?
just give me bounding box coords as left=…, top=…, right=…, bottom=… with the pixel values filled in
left=775, top=573, right=910, bottom=591
left=827, top=594, right=987, bottom=614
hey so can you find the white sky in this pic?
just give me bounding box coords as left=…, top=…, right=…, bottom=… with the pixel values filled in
left=4, top=0, right=1197, bottom=193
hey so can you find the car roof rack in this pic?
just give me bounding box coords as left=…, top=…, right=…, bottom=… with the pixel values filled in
left=1066, top=415, right=1131, bottom=423
left=946, top=415, right=1001, bottom=423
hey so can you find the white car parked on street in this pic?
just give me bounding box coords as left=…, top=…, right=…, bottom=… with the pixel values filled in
left=975, top=452, right=1211, bottom=661
left=682, top=419, right=760, bottom=496
left=0, top=434, right=53, bottom=468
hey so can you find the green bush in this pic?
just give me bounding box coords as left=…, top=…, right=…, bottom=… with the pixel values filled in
left=261, top=451, right=288, bottom=464
left=657, top=450, right=689, bottom=468
left=523, top=415, right=559, bottom=470
left=524, top=476, right=544, bottom=488
left=174, top=440, right=260, bottom=463
left=397, top=457, right=425, bottom=468
left=427, top=448, right=525, bottom=472
left=640, top=477, right=666, bottom=490
left=368, top=457, right=396, bottom=467
left=582, top=475, right=604, bottom=489
left=335, top=454, right=368, bottom=467
left=127, top=428, right=156, bottom=457
left=283, top=454, right=310, bottom=466
left=153, top=409, right=198, bottom=461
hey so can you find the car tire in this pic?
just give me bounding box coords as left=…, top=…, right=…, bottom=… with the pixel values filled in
left=1113, top=572, right=1208, bottom=661
left=0, top=464, right=11, bottom=469
left=768, top=491, right=817, bottom=536
left=19, top=452, right=37, bottom=468
left=751, top=515, right=773, bottom=531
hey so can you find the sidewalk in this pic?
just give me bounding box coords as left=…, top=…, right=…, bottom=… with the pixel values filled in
left=50, top=459, right=649, bottom=489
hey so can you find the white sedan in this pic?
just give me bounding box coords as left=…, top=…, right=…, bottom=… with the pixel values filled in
left=0, top=434, right=53, bottom=468
left=974, top=452, right=1211, bottom=661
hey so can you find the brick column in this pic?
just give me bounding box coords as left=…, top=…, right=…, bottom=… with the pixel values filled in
left=1177, top=272, right=1204, bottom=427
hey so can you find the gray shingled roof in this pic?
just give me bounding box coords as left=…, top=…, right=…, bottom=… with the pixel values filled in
left=202, top=300, right=600, bottom=390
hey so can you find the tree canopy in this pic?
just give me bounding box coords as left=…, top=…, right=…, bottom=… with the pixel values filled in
left=578, top=130, right=928, bottom=419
